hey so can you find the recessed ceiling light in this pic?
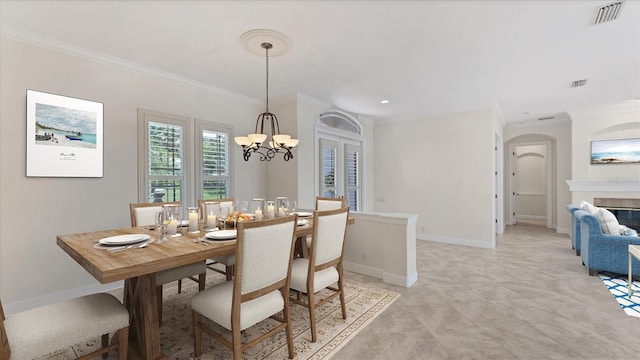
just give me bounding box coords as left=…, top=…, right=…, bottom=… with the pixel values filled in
left=380, top=100, right=389, bottom=104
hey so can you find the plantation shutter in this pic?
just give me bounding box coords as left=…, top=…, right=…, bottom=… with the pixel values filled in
left=320, top=138, right=338, bottom=198
left=147, top=121, right=184, bottom=202
left=345, top=143, right=361, bottom=211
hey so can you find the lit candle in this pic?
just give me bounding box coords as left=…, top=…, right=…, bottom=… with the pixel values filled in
left=254, top=209, right=263, bottom=220
left=188, top=211, right=199, bottom=233
left=167, top=219, right=178, bottom=236
left=279, top=207, right=286, bottom=217
left=267, top=205, right=275, bottom=219
left=207, top=214, right=217, bottom=229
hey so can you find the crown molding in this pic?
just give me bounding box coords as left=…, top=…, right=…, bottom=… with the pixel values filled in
left=0, top=25, right=261, bottom=105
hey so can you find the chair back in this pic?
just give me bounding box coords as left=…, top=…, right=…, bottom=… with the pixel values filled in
left=315, top=196, right=346, bottom=211
left=0, top=300, right=10, bottom=359
left=130, top=201, right=181, bottom=227
left=311, top=207, right=350, bottom=267
left=235, top=216, right=297, bottom=297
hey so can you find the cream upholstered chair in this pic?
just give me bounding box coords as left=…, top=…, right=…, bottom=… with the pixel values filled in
left=1, top=293, right=129, bottom=360
left=304, top=196, right=347, bottom=253
left=315, top=196, right=346, bottom=211
left=191, top=215, right=298, bottom=360
left=290, top=207, right=349, bottom=342
left=198, top=198, right=236, bottom=281
left=130, top=202, right=206, bottom=323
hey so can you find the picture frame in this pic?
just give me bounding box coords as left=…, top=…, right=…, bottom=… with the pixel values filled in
left=26, top=90, right=103, bottom=177
left=590, top=138, right=640, bottom=165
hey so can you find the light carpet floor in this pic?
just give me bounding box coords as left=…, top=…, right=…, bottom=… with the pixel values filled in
left=600, top=272, right=640, bottom=318
left=45, top=273, right=399, bottom=359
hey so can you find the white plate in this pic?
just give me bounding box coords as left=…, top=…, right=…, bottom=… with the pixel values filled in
left=296, top=211, right=313, bottom=217
left=297, top=219, right=309, bottom=226
left=205, top=230, right=237, bottom=240
left=99, top=234, right=150, bottom=245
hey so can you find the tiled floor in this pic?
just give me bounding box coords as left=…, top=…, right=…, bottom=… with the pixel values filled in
left=336, top=224, right=640, bottom=360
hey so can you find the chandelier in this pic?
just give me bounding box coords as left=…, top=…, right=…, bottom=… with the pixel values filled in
left=234, top=42, right=298, bottom=161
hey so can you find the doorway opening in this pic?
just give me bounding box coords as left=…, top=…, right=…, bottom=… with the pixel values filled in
left=508, top=140, right=553, bottom=228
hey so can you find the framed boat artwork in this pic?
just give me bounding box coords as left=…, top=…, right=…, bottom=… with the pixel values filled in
left=26, top=90, right=103, bottom=177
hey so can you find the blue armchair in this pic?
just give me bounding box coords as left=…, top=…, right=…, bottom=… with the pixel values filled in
left=575, top=209, right=640, bottom=276
left=566, top=204, right=581, bottom=255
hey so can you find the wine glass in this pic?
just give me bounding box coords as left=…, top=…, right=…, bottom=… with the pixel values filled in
left=155, top=211, right=166, bottom=242
left=219, top=204, right=231, bottom=230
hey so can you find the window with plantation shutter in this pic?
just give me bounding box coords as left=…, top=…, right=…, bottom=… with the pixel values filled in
left=197, top=120, right=231, bottom=200
left=140, top=110, right=189, bottom=203
left=316, top=110, right=363, bottom=211
left=139, top=109, right=233, bottom=206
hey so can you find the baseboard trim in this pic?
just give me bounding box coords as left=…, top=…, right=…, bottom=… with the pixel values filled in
left=384, top=271, right=418, bottom=288
left=344, top=261, right=383, bottom=280
left=417, top=233, right=495, bottom=249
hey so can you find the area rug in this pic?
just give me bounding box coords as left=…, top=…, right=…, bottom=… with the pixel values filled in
left=48, top=274, right=399, bottom=359
left=600, top=272, right=640, bottom=318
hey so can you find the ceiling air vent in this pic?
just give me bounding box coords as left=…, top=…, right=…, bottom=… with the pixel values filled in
left=538, top=116, right=554, bottom=121
left=571, top=79, right=588, bottom=88
left=594, top=1, right=624, bottom=24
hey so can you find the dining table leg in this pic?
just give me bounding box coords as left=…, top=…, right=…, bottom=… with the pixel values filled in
left=123, top=274, right=166, bottom=360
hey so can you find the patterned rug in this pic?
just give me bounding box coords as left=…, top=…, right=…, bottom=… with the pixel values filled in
left=600, top=272, right=640, bottom=318
left=44, top=274, right=399, bottom=359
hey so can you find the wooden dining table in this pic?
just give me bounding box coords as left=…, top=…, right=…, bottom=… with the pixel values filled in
left=57, top=216, right=352, bottom=360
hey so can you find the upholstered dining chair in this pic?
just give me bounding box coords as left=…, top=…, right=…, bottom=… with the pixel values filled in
left=191, top=215, right=298, bottom=360
left=303, top=196, right=348, bottom=254
left=1, top=293, right=129, bottom=360
left=315, top=196, right=346, bottom=211
left=290, top=207, right=349, bottom=342
left=129, top=202, right=207, bottom=323
left=198, top=198, right=236, bottom=281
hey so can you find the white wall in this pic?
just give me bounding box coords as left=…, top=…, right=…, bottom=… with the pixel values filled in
left=567, top=101, right=640, bottom=205
left=0, top=37, right=264, bottom=311
left=373, top=109, right=496, bottom=248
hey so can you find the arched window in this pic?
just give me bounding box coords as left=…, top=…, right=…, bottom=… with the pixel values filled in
left=318, top=110, right=363, bottom=135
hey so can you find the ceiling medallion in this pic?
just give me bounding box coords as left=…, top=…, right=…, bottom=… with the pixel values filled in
left=239, top=29, right=291, bottom=57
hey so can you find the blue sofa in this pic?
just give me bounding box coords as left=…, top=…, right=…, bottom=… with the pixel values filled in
left=575, top=209, right=640, bottom=276
left=566, top=204, right=581, bottom=255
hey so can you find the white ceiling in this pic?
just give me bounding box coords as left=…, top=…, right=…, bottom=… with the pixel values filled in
left=1, top=0, right=639, bottom=124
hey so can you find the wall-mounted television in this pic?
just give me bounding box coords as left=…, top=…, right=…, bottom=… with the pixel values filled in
left=590, top=138, right=640, bottom=164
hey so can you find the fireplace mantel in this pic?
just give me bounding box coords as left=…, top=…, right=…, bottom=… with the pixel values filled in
left=566, top=180, right=640, bottom=192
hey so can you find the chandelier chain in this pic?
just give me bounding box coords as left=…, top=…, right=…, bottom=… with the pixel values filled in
left=265, top=43, right=270, bottom=113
